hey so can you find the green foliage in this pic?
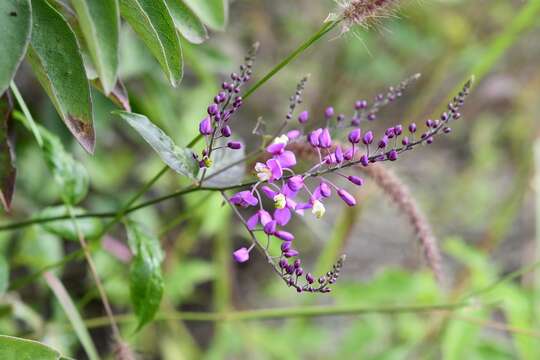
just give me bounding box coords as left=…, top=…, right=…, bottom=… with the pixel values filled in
left=126, top=220, right=164, bottom=330
left=183, top=0, right=228, bottom=31
left=166, top=0, right=209, bottom=44
left=70, top=0, right=120, bottom=95
left=0, top=255, right=8, bottom=296
left=114, top=111, right=199, bottom=180
left=0, top=335, right=71, bottom=360
left=0, top=0, right=31, bottom=95
left=119, top=0, right=183, bottom=87
left=27, top=0, right=94, bottom=153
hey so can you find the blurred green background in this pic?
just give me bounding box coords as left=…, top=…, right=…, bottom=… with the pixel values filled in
left=2, top=0, right=540, bottom=358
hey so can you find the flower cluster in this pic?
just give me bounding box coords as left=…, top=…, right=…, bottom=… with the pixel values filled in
left=194, top=44, right=258, bottom=169
left=204, top=51, right=471, bottom=293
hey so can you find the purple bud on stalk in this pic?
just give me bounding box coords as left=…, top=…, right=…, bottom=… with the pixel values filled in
left=221, top=125, right=232, bottom=137
left=294, top=259, right=301, bottom=268
left=306, top=273, right=314, bottom=284
left=227, top=141, right=242, bottom=150
left=319, top=182, right=331, bottom=197
left=347, top=176, right=364, bottom=186
left=324, top=107, right=334, bottom=119
left=402, top=137, right=410, bottom=146
left=308, top=128, right=322, bottom=147
left=207, top=103, right=219, bottom=115
left=367, top=113, right=376, bottom=121
left=276, top=231, right=295, bottom=242
left=338, top=189, right=356, bottom=206
left=287, top=176, right=304, bottom=192
left=394, top=125, right=403, bottom=136
left=199, top=117, right=212, bottom=135
left=378, top=135, right=389, bottom=149
left=426, top=119, right=434, bottom=128
left=279, top=258, right=288, bottom=268
left=319, top=128, right=332, bottom=148
left=281, top=242, right=292, bottom=252
left=385, top=127, right=395, bottom=138
left=337, top=114, right=345, bottom=122
left=360, top=154, right=369, bottom=167
left=298, top=111, right=309, bottom=124
left=408, top=123, right=417, bottom=133
left=263, top=220, right=277, bottom=235
left=335, top=146, right=344, bottom=163
left=233, top=248, right=250, bottom=263
left=387, top=149, right=398, bottom=161
left=363, top=131, right=374, bottom=145
left=355, top=100, right=367, bottom=110
left=284, top=249, right=299, bottom=258
left=287, top=130, right=301, bottom=140
left=348, top=128, right=361, bottom=144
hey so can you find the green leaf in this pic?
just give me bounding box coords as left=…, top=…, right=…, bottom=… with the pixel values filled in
left=0, top=335, right=67, bottom=360
left=43, top=272, right=99, bottom=360
left=70, top=0, right=120, bottom=94
left=114, top=111, right=199, bottom=179
left=0, top=0, right=32, bottom=95
left=91, top=78, right=131, bottom=111
left=0, top=94, right=16, bottom=211
left=27, top=0, right=95, bottom=153
left=183, top=0, right=227, bottom=31
left=0, top=255, right=8, bottom=296
left=165, top=0, right=208, bottom=44
left=40, top=126, right=89, bottom=204
left=119, top=0, right=183, bottom=86
left=39, top=206, right=103, bottom=241
left=126, top=220, right=164, bottom=330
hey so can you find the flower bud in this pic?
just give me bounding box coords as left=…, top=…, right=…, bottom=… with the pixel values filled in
left=207, top=103, right=219, bottom=115
left=338, top=189, right=356, bottom=206
left=287, top=176, right=304, bottom=192
left=221, top=125, right=232, bottom=137
left=318, top=128, right=332, bottom=148
left=199, top=117, right=212, bottom=135
left=408, top=123, right=417, bottom=133
left=276, top=231, right=294, bottom=242
left=233, top=247, right=250, bottom=263
left=298, top=110, right=309, bottom=124
left=227, top=141, right=242, bottom=150
left=363, top=131, right=374, bottom=145
left=324, top=107, right=334, bottom=119
left=347, top=176, right=364, bottom=186
left=348, top=128, right=361, bottom=144
left=360, top=154, right=369, bottom=167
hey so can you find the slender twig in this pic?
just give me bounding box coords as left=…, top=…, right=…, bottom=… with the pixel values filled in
left=81, top=301, right=479, bottom=328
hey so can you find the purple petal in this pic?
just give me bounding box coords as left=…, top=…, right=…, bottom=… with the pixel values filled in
left=261, top=186, right=277, bottom=199
left=263, top=220, right=277, bottom=235
left=274, top=208, right=291, bottom=226
left=246, top=212, right=260, bottom=230
left=277, top=151, right=297, bottom=168
left=266, top=142, right=285, bottom=155
left=233, top=248, right=250, bottom=263
left=275, top=230, right=294, bottom=242
left=267, top=158, right=283, bottom=181
left=259, top=210, right=272, bottom=226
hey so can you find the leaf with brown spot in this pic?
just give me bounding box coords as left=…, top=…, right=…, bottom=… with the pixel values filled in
left=0, top=92, right=16, bottom=212
left=27, top=0, right=95, bottom=154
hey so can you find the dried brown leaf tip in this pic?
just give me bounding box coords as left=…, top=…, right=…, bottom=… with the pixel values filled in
left=66, top=114, right=95, bottom=154
left=328, top=0, right=401, bottom=35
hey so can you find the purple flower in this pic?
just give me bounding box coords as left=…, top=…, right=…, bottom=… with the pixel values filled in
left=275, top=230, right=294, bottom=241
left=199, top=117, right=212, bottom=135
left=324, top=107, right=334, bottom=118
left=207, top=103, right=219, bottom=116
left=287, top=130, right=301, bottom=140
left=408, top=123, right=417, bottom=133
left=255, top=159, right=283, bottom=182
left=348, top=128, right=361, bottom=144
left=338, top=189, right=356, bottom=206
left=281, top=241, right=292, bottom=252
left=388, top=149, right=398, bottom=161
left=298, top=111, right=309, bottom=124
left=230, top=191, right=258, bottom=208
left=363, top=131, right=374, bottom=145
left=227, top=141, right=242, bottom=150
left=347, top=176, right=364, bottom=186
left=275, top=150, right=297, bottom=168
left=246, top=209, right=272, bottom=230
left=355, top=100, right=367, bottom=110
left=287, top=176, right=304, bottom=192
left=394, top=125, right=403, bottom=136
left=308, top=128, right=323, bottom=147
left=221, top=125, right=232, bottom=137
left=266, top=142, right=286, bottom=155
left=385, top=127, right=395, bottom=138
left=318, top=128, right=332, bottom=148
left=264, top=220, right=277, bottom=235
left=378, top=135, right=389, bottom=149
left=359, top=154, right=369, bottom=167
left=233, top=247, right=250, bottom=263
left=335, top=145, right=344, bottom=163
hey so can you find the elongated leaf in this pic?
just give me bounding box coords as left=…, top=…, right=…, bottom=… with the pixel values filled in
left=0, top=0, right=32, bottom=95
left=27, top=0, right=95, bottom=153
left=0, top=255, right=8, bottom=296
left=43, top=272, right=99, bottom=360
left=114, top=111, right=199, bottom=179
left=39, top=206, right=103, bottom=241
left=0, top=93, right=16, bottom=211
left=165, top=0, right=208, bottom=44
left=0, top=335, right=68, bottom=360
left=119, top=0, right=183, bottom=86
left=40, top=126, right=89, bottom=204
left=126, top=221, right=164, bottom=330
left=70, top=0, right=120, bottom=94
left=183, top=0, right=227, bottom=31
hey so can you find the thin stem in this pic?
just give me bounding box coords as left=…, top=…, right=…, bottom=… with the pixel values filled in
left=242, top=20, right=340, bottom=100
left=66, top=204, right=123, bottom=343
left=82, top=301, right=482, bottom=328
left=10, top=82, right=43, bottom=146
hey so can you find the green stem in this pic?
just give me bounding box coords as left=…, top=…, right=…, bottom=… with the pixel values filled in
left=10, top=82, right=43, bottom=146
left=243, top=20, right=340, bottom=100
left=82, top=301, right=481, bottom=328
